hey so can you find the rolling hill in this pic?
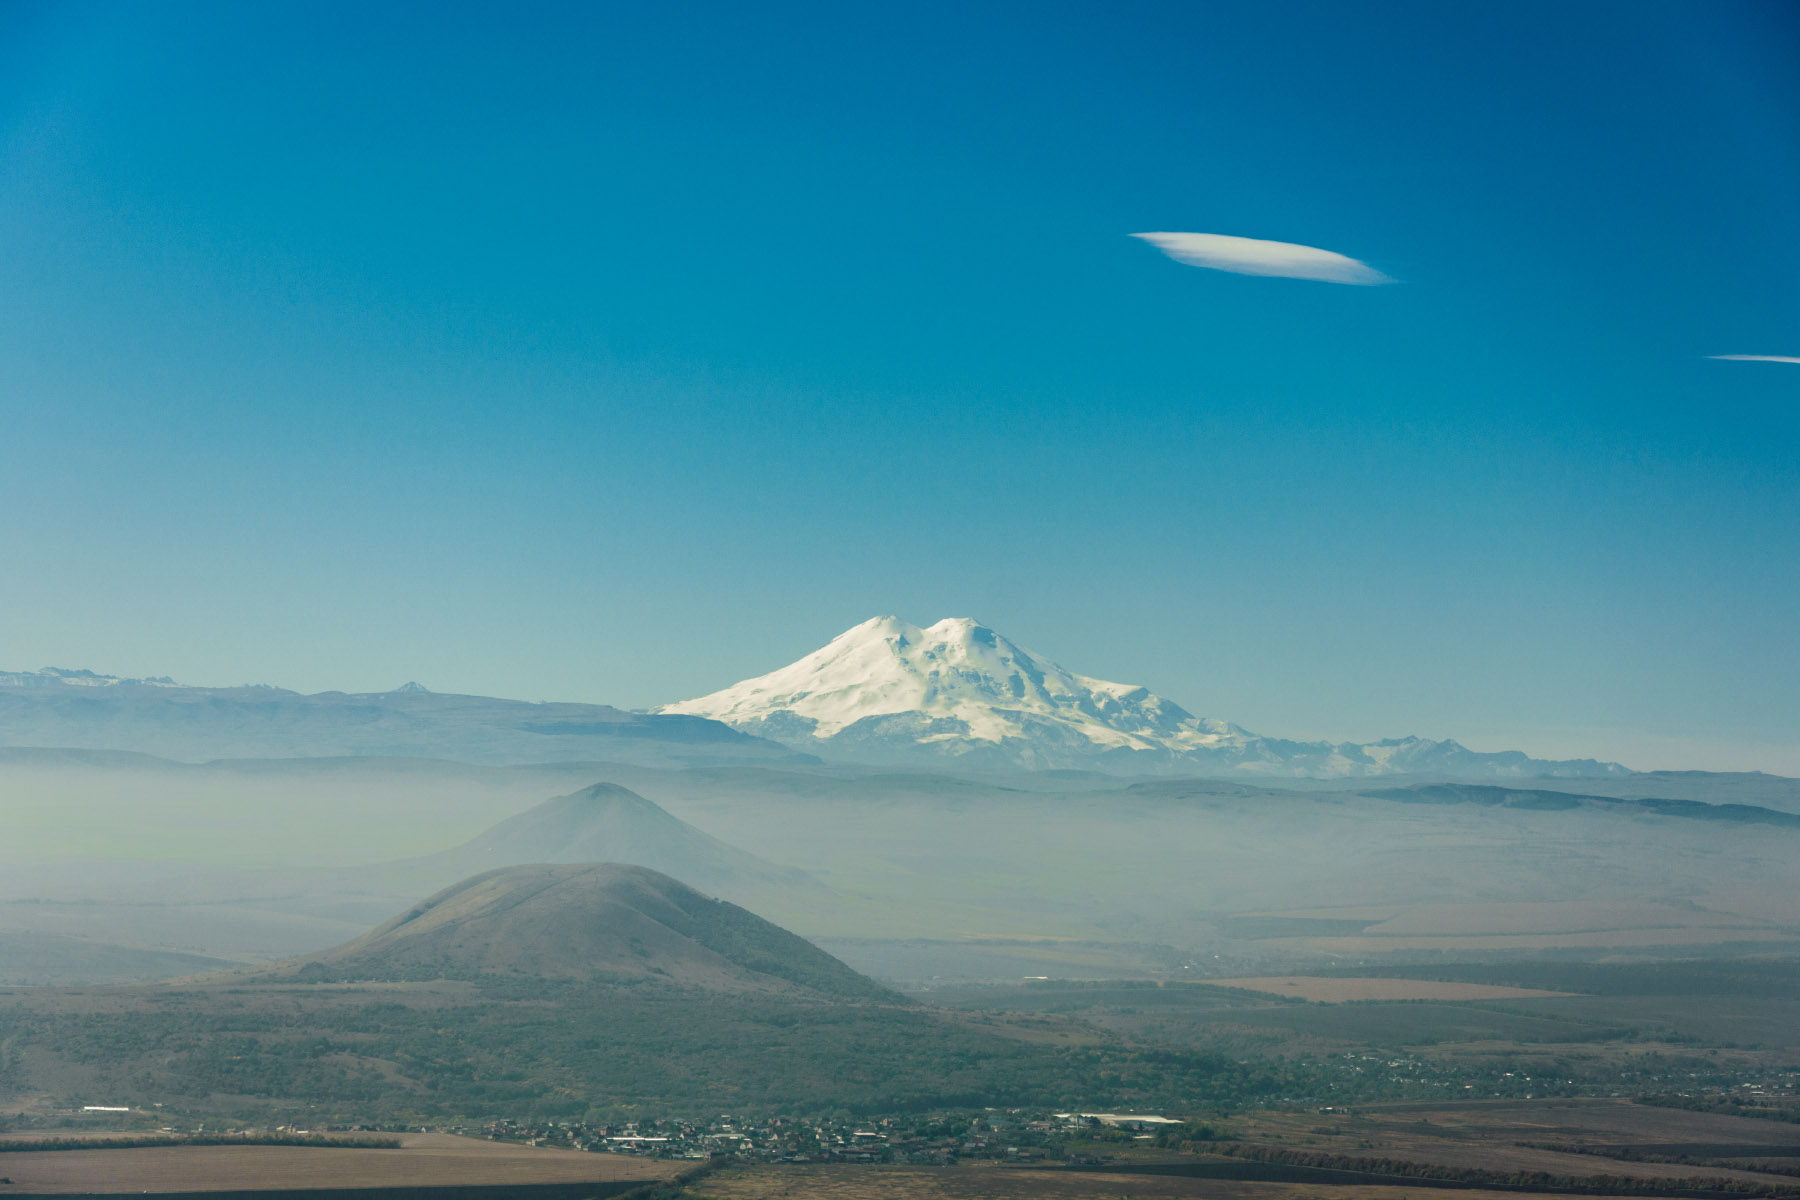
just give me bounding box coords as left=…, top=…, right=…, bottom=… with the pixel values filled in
left=287, top=862, right=893, bottom=999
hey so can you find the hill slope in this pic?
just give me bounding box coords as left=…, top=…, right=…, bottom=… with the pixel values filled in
left=292, top=863, right=892, bottom=999
left=661, top=616, right=1626, bottom=778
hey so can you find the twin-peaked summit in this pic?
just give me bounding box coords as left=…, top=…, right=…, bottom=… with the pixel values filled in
left=665, top=616, right=1242, bottom=752
left=662, top=616, right=1625, bottom=779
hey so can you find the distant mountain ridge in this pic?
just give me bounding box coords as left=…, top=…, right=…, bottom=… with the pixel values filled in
left=0, top=667, right=182, bottom=688
left=661, top=616, right=1628, bottom=779
left=0, top=669, right=807, bottom=769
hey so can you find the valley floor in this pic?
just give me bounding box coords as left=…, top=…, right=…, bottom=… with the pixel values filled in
left=5, top=1096, right=1800, bottom=1199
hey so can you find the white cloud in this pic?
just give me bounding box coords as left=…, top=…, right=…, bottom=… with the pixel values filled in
left=1130, top=231, right=1393, bottom=285
left=1708, top=354, right=1800, bottom=364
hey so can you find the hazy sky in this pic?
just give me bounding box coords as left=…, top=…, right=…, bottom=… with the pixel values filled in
left=2, top=1, right=1797, bottom=773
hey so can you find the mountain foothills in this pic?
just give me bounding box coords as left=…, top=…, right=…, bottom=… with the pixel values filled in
left=0, top=754, right=1796, bottom=1127
left=0, top=668, right=804, bottom=769
left=662, top=617, right=1626, bottom=777
left=6, top=758, right=1797, bottom=988
left=5, top=851, right=1800, bottom=1127
left=0, top=862, right=1253, bottom=1119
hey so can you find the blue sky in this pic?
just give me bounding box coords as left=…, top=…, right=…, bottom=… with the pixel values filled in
left=2, top=0, right=1796, bottom=771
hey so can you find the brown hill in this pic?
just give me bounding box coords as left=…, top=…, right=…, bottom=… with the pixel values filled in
left=289, top=862, right=894, bottom=999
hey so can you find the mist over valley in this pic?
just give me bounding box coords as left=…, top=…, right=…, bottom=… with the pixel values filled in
left=3, top=4, right=1795, bottom=1194
left=3, top=621, right=1795, bottom=996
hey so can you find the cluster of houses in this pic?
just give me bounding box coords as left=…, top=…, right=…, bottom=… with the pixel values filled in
left=475, top=1108, right=1184, bottom=1165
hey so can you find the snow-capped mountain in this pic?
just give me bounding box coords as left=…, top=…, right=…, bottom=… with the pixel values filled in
left=660, top=616, right=1628, bottom=778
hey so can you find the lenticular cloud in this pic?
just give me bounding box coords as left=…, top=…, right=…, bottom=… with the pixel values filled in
left=1131, top=231, right=1393, bottom=285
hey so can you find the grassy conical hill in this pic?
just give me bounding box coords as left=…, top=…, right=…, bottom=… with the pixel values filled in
left=291, top=862, right=894, bottom=999
left=449, top=782, right=798, bottom=883
left=361, top=782, right=818, bottom=910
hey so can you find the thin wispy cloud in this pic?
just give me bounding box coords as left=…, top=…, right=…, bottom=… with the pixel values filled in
left=1708, top=354, right=1800, bottom=365
left=1130, top=231, right=1393, bottom=285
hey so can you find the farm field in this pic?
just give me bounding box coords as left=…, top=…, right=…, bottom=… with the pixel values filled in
left=928, top=959, right=1800, bottom=1078
left=693, top=1165, right=1738, bottom=1200
left=929, top=979, right=1641, bottom=1052
left=1207, top=978, right=1571, bottom=1003
left=1215, top=901, right=1799, bottom=960
left=1275, top=928, right=1794, bottom=953
left=0, top=1131, right=679, bottom=1194
left=1221, top=1098, right=1800, bottom=1187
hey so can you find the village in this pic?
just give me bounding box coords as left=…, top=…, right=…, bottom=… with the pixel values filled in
left=470, top=1109, right=1189, bottom=1165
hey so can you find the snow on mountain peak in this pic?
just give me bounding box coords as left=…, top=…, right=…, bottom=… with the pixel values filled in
left=0, top=667, right=180, bottom=689
left=661, top=616, right=1249, bottom=764
left=661, top=616, right=1631, bottom=779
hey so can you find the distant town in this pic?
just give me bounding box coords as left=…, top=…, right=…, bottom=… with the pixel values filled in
left=479, top=1110, right=1187, bottom=1166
